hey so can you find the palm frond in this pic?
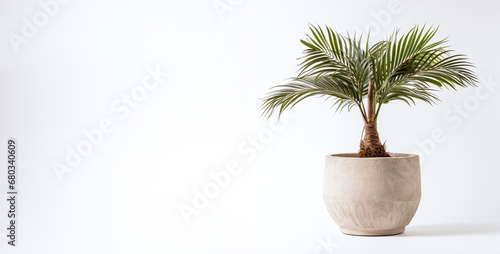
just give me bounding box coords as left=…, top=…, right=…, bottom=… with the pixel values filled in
left=373, top=28, right=478, bottom=118
left=260, top=75, right=364, bottom=120
left=260, top=24, right=478, bottom=123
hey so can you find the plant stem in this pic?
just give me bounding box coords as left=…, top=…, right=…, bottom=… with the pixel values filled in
left=367, top=79, right=375, bottom=122
left=362, top=79, right=381, bottom=147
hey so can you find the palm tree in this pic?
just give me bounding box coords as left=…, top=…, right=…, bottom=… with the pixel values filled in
left=260, top=24, right=477, bottom=157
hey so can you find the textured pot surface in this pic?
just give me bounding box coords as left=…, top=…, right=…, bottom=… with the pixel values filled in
left=323, top=153, right=421, bottom=236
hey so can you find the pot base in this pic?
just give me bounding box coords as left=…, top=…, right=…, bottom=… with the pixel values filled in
left=340, top=226, right=405, bottom=236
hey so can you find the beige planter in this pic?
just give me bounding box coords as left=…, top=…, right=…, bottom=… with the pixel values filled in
left=323, top=153, right=421, bottom=236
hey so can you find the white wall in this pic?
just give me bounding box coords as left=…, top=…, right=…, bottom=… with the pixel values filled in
left=0, top=0, right=499, bottom=253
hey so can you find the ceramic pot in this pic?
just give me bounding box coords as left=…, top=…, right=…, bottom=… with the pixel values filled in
left=323, top=153, right=421, bottom=236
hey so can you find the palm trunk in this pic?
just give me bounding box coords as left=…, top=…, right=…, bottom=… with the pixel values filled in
left=363, top=121, right=381, bottom=148
left=359, top=80, right=389, bottom=157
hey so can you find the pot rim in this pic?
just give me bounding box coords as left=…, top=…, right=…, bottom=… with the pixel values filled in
left=326, top=153, right=419, bottom=160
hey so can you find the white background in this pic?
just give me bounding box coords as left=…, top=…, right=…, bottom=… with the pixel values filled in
left=1, top=0, right=499, bottom=253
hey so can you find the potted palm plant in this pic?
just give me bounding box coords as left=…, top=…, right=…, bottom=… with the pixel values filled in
left=260, top=24, right=477, bottom=236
